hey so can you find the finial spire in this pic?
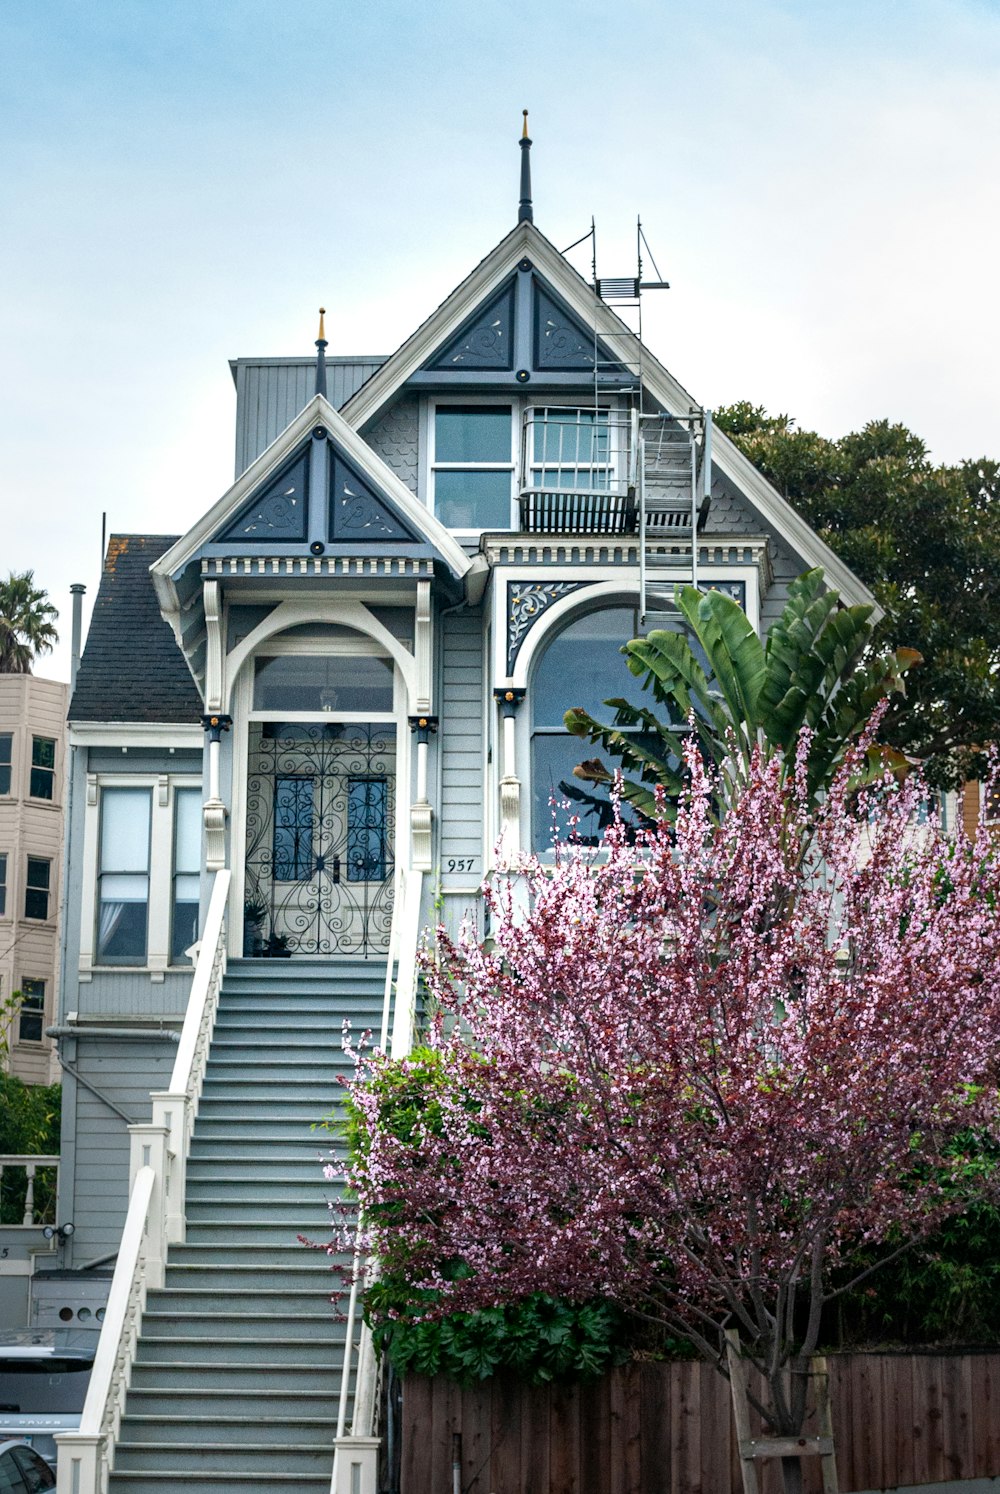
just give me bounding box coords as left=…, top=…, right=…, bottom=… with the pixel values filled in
left=518, top=109, right=533, bottom=224
left=315, top=306, right=328, bottom=398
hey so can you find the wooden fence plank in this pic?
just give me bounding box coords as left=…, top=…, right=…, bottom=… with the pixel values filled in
left=620, top=1363, right=643, bottom=1494
left=549, top=1378, right=580, bottom=1494
left=400, top=1373, right=431, bottom=1494
left=971, top=1354, right=1000, bottom=1477
left=941, top=1352, right=973, bottom=1483
left=520, top=1377, right=551, bottom=1494
left=490, top=1374, right=523, bottom=1493
left=887, top=1354, right=916, bottom=1491
left=460, top=1380, right=490, bottom=1494
left=670, top=1360, right=702, bottom=1494
left=639, top=1363, right=673, bottom=1493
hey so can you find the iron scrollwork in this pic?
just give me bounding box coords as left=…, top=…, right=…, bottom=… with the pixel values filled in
left=244, top=721, right=396, bottom=957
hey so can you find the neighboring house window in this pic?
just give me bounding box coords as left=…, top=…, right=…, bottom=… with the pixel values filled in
left=530, top=604, right=672, bottom=852
left=431, top=404, right=514, bottom=529
left=171, top=787, right=202, bottom=963
left=0, top=853, right=6, bottom=915
left=24, top=858, right=51, bottom=920
left=97, top=787, right=151, bottom=963
left=30, top=737, right=56, bottom=800
left=18, top=978, right=45, bottom=1043
left=0, top=734, right=11, bottom=795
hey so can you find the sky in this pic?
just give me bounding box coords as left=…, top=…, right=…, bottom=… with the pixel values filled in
left=2, top=0, right=998, bottom=682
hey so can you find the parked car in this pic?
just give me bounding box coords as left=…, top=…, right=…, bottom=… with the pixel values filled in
left=0, top=1331, right=96, bottom=1468
left=0, top=1438, right=56, bottom=1491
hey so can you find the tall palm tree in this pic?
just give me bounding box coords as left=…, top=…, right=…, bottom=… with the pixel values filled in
left=0, top=572, right=59, bottom=674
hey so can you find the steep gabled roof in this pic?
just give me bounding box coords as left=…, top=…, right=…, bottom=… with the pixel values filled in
left=71, top=535, right=201, bottom=724
left=341, top=220, right=878, bottom=613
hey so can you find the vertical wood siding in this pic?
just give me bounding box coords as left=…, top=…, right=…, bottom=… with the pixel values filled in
left=233, top=358, right=386, bottom=477
left=402, top=1355, right=1000, bottom=1494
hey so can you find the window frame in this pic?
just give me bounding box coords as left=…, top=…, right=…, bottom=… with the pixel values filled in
left=0, top=733, right=12, bottom=797
left=79, top=772, right=203, bottom=977
left=17, top=976, right=46, bottom=1044
left=29, top=736, right=57, bottom=802
left=24, top=857, right=52, bottom=922
left=426, top=396, right=518, bottom=534
left=96, top=785, right=153, bottom=967
left=0, top=852, right=7, bottom=918
left=171, top=785, right=203, bottom=964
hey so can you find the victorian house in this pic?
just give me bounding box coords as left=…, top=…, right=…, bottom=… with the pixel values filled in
left=48, top=131, right=876, bottom=1494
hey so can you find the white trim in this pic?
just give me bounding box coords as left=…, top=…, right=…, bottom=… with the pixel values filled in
left=68, top=724, right=203, bottom=749
left=340, top=221, right=877, bottom=614
left=78, top=772, right=202, bottom=978
left=150, top=394, right=472, bottom=588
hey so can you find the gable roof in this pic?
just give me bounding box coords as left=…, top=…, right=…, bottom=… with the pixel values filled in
left=71, top=535, right=201, bottom=724
left=152, top=393, right=472, bottom=594
left=341, top=220, right=878, bottom=614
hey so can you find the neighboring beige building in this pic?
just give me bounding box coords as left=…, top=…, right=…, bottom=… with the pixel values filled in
left=0, top=673, right=68, bottom=1083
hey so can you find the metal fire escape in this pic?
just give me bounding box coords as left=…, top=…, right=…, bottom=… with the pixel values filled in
left=519, top=218, right=714, bottom=623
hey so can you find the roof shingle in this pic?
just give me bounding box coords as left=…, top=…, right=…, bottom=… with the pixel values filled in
left=70, top=535, right=202, bottom=724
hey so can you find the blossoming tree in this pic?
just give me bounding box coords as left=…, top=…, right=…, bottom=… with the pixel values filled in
left=340, top=740, right=1000, bottom=1493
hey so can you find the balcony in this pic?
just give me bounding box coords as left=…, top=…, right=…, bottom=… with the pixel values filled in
left=517, top=409, right=706, bottom=537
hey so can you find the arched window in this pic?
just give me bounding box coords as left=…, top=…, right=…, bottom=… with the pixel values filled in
left=530, top=604, right=659, bottom=851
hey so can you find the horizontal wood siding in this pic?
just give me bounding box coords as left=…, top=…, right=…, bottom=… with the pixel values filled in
left=64, top=1039, right=177, bottom=1262
left=234, top=358, right=386, bottom=476
left=75, top=969, right=192, bottom=1019
left=402, top=1354, right=1000, bottom=1494
left=438, top=611, right=484, bottom=888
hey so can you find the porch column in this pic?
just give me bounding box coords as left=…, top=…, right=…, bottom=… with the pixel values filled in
left=408, top=715, right=438, bottom=872
left=201, top=714, right=232, bottom=872
left=493, top=688, right=525, bottom=862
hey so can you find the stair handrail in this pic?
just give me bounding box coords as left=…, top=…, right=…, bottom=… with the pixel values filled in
left=150, top=866, right=231, bottom=1245
left=55, top=1165, right=157, bottom=1494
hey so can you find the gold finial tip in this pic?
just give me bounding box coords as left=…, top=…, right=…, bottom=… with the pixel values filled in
left=317, top=307, right=326, bottom=341
left=522, top=109, right=529, bottom=138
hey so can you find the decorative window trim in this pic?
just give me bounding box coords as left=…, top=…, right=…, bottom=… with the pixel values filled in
left=79, top=773, right=202, bottom=979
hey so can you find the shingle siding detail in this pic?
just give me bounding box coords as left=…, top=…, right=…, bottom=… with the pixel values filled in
left=364, top=397, right=420, bottom=494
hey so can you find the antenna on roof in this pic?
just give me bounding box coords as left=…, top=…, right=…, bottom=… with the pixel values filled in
left=314, top=307, right=328, bottom=398
left=518, top=110, right=533, bottom=224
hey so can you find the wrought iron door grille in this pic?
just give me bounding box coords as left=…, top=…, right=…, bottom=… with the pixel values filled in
left=245, top=721, right=396, bottom=957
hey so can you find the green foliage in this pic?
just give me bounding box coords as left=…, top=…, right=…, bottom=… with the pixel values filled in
left=565, top=569, right=916, bottom=817
left=715, top=404, right=1000, bottom=788
left=0, top=1076, right=61, bottom=1225
left=0, top=570, right=58, bottom=674
left=368, top=1284, right=632, bottom=1385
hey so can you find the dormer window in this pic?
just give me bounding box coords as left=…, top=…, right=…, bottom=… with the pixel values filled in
left=431, top=403, right=515, bottom=530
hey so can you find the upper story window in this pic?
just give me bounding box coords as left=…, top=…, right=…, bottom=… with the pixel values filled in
left=0, top=735, right=11, bottom=796
left=30, top=737, right=56, bottom=800
left=97, top=787, right=151, bottom=964
left=0, top=853, right=7, bottom=915
left=24, top=857, right=51, bottom=921
left=431, top=404, right=515, bottom=530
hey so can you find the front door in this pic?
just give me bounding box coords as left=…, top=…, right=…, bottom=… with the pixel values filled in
left=244, top=720, right=396, bottom=957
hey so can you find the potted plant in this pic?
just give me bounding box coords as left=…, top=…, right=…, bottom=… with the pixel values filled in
left=243, top=897, right=267, bottom=958
left=264, top=930, right=292, bottom=959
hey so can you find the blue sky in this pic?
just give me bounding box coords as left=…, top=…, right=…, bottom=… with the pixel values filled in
left=2, top=0, right=998, bottom=679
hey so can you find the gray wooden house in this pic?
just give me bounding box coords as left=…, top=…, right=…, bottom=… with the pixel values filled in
left=49, top=136, right=875, bottom=1494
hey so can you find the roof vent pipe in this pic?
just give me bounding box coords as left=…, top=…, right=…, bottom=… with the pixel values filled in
left=70, top=584, right=86, bottom=693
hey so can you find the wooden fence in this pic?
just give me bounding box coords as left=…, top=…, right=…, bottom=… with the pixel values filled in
left=401, top=1353, right=1000, bottom=1493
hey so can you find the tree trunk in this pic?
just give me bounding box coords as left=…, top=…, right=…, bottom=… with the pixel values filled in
left=780, top=1455, right=804, bottom=1494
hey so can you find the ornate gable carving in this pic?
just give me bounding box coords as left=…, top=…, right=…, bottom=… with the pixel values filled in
left=534, top=284, right=602, bottom=372
left=219, top=449, right=309, bottom=543
left=329, top=454, right=419, bottom=543
left=429, top=281, right=515, bottom=371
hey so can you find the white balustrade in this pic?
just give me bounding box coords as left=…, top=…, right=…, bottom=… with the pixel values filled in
left=55, top=868, right=230, bottom=1494
left=0, top=1155, right=59, bottom=1226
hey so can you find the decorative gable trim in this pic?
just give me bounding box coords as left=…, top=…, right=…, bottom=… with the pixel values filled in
left=429, top=279, right=515, bottom=371
left=151, top=394, right=472, bottom=601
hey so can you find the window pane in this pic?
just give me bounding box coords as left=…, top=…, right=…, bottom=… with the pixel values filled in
left=18, top=979, right=45, bottom=1043
left=174, top=788, right=201, bottom=873
left=100, top=788, right=151, bottom=872
left=98, top=895, right=148, bottom=961
left=0, top=734, right=10, bottom=796
left=435, top=470, right=512, bottom=529
left=532, top=607, right=646, bottom=728
left=273, top=777, right=314, bottom=881
left=32, top=737, right=55, bottom=769
left=435, top=405, right=511, bottom=463
left=253, top=655, right=394, bottom=713
left=25, top=858, right=50, bottom=920
left=347, top=777, right=388, bottom=882
left=533, top=409, right=610, bottom=464
left=0, top=852, right=6, bottom=916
